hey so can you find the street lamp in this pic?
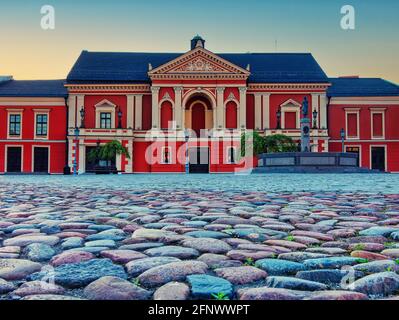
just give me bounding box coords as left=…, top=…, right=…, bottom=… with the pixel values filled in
left=184, top=129, right=190, bottom=174
left=80, top=107, right=85, bottom=128
left=340, top=128, right=346, bottom=153
left=73, top=127, right=80, bottom=175
left=118, top=108, right=123, bottom=129
left=312, top=109, right=318, bottom=129
left=276, top=107, right=282, bottom=129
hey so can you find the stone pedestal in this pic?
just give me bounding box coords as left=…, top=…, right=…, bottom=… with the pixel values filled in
left=300, top=118, right=311, bottom=152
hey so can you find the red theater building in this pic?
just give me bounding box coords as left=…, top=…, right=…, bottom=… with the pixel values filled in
left=1, top=36, right=399, bottom=174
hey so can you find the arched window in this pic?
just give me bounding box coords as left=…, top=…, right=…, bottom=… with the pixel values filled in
left=225, top=101, right=238, bottom=129
left=160, top=101, right=173, bottom=130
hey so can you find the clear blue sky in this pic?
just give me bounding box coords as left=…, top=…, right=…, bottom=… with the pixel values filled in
left=0, top=0, right=398, bottom=82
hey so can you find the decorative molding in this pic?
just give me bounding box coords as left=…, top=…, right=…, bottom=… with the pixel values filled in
left=148, top=47, right=250, bottom=81
left=248, top=83, right=331, bottom=90
left=66, top=84, right=151, bottom=92
left=280, top=98, right=302, bottom=108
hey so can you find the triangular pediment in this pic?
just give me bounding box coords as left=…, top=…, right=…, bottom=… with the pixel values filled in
left=148, top=47, right=250, bottom=79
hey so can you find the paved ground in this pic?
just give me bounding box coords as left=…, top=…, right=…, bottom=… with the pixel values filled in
left=1, top=180, right=399, bottom=300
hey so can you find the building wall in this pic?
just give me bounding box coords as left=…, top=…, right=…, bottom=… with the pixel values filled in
left=328, top=98, right=399, bottom=172
left=0, top=99, right=66, bottom=174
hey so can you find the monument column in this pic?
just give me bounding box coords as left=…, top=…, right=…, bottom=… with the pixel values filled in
left=151, top=86, right=160, bottom=129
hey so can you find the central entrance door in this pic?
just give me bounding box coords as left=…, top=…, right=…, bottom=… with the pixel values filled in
left=6, top=147, right=22, bottom=173
left=346, top=146, right=360, bottom=166
left=371, top=146, right=385, bottom=171
left=33, top=147, right=49, bottom=173
left=191, top=103, right=206, bottom=137
left=189, top=147, right=209, bottom=173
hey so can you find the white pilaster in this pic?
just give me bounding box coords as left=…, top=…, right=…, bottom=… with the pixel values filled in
left=135, top=95, right=143, bottom=130
left=125, top=139, right=133, bottom=173
left=254, top=93, right=262, bottom=130
left=311, top=94, right=320, bottom=128
left=262, top=93, right=271, bottom=129
left=320, top=93, right=328, bottom=129
left=78, top=142, right=85, bottom=174
left=174, top=87, right=183, bottom=130
left=216, top=87, right=225, bottom=129
left=239, top=87, right=247, bottom=129
left=151, top=87, right=160, bottom=129
left=76, top=95, right=84, bottom=128
left=68, top=94, right=76, bottom=128
left=127, top=94, right=135, bottom=129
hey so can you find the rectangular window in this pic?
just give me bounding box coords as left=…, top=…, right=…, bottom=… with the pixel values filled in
left=284, top=112, right=297, bottom=129
left=227, top=147, right=236, bottom=164
left=372, top=113, right=384, bottom=138
left=347, top=113, right=358, bottom=138
left=161, top=147, right=171, bottom=164
left=100, top=112, right=112, bottom=129
left=9, top=114, right=21, bottom=136
left=36, top=114, right=48, bottom=136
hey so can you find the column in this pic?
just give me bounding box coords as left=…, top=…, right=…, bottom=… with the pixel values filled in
left=216, top=87, right=225, bottom=129
left=78, top=142, right=85, bottom=174
left=151, top=87, right=160, bottom=129
left=311, top=93, right=320, bottom=128
left=127, top=94, right=135, bottom=129
left=125, top=140, right=133, bottom=173
left=319, top=93, right=327, bottom=129
left=239, top=87, right=247, bottom=129
left=67, top=94, right=76, bottom=128
left=76, top=95, right=84, bottom=128
left=262, top=93, right=271, bottom=129
left=174, top=87, right=183, bottom=129
left=135, top=95, right=143, bottom=130
left=254, top=93, right=262, bottom=130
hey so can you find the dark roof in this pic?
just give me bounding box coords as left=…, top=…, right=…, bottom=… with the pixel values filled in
left=0, top=80, right=67, bottom=97
left=67, top=51, right=330, bottom=84
left=328, top=78, right=399, bottom=97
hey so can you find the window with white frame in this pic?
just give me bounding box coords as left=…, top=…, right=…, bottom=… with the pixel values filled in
left=35, top=114, right=48, bottom=136
left=371, top=110, right=385, bottom=139
left=345, top=110, right=360, bottom=139
left=100, top=112, right=112, bottom=129
left=9, top=114, right=21, bottom=136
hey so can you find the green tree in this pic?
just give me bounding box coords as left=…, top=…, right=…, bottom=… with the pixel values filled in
left=264, top=134, right=298, bottom=153
left=240, top=131, right=266, bottom=157
left=88, top=140, right=130, bottom=165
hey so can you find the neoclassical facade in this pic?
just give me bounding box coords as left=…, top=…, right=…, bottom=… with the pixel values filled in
left=1, top=36, right=399, bottom=173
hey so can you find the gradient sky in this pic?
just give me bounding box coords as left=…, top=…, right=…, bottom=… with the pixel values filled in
left=0, top=0, right=398, bottom=83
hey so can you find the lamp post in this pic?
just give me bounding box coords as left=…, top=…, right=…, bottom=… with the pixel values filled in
left=276, top=107, right=282, bottom=129
left=340, top=128, right=346, bottom=153
left=73, top=127, right=80, bottom=175
left=312, top=109, right=318, bottom=129
left=184, top=129, right=190, bottom=174
left=118, top=108, right=123, bottom=129
left=80, top=107, right=85, bottom=128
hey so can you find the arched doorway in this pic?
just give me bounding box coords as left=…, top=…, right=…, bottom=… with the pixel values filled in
left=184, top=94, right=214, bottom=137
left=160, top=101, right=173, bottom=129
left=191, top=102, right=206, bottom=136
